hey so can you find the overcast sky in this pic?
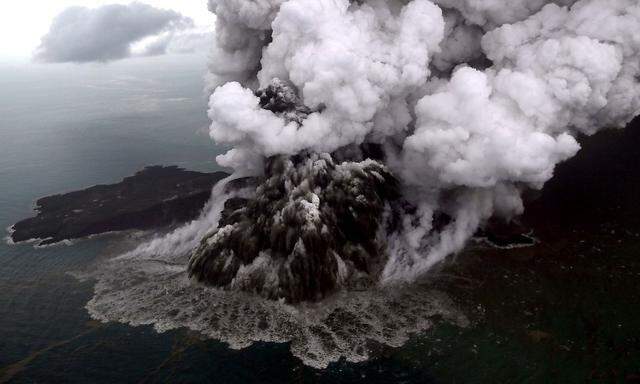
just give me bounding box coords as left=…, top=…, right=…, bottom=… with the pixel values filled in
left=0, top=1, right=213, bottom=60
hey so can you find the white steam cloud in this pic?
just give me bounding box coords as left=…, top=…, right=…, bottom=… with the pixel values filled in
left=35, top=2, right=209, bottom=63
left=83, top=0, right=640, bottom=366
left=205, top=0, right=640, bottom=283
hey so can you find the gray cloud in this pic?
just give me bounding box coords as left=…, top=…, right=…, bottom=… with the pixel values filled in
left=35, top=2, right=195, bottom=63
left=140, top=29, right=213, bottom=57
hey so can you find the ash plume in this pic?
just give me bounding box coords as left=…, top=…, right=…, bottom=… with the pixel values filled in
left=189, top=151, right=399, bottom=302
left=190, top=0, right=640, bottom=300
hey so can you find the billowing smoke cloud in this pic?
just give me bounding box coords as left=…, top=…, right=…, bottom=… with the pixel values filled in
left=194, top=0, right=640, bottom=297
left=35, top=2, right=205, bottom=63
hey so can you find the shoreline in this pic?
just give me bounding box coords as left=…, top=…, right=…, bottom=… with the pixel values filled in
left=8, top=166, right=229, bottom=247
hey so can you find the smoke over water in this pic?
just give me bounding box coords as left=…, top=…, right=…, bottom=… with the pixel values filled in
left=88, top=0, right=640, bottom=367
left=86, top=183, right=468, bottom=368
left=201, top=0, right=640, bottom=287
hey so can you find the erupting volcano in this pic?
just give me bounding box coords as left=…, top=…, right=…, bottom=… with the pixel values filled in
left=76, top=0, right=640, bottom=369
left=185, top=0, right=640, bottom=301
left=189, top=81, right=401, bottom=301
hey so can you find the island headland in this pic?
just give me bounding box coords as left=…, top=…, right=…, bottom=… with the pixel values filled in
left=9, top=166, right=229, bottom=246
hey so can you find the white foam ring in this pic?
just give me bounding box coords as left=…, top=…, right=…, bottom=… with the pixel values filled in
left=85, top=177, right=468, bottom=369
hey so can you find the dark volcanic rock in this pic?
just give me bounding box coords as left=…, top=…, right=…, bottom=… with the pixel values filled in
left=189, top=153, right=399, bottom=303
left=10, top=166, right=229, bottom=246
left=189, top=80, right=401, bottom=303
left=255, top=78, right=315, bottom=123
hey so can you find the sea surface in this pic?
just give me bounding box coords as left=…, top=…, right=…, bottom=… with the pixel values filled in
left=1, top=56, right=638, bottom=383
left=0, top=56, right=442, bottom=383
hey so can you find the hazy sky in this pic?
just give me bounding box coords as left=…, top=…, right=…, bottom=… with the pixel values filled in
left=0, top=1, right=213, bottom=59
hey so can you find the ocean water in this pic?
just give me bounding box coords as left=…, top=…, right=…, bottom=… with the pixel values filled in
left=0, top=56, right=225, bottom=381
left=5, top=55, right=636, bottom=383
left=0, top=56, right=443, bottom=383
